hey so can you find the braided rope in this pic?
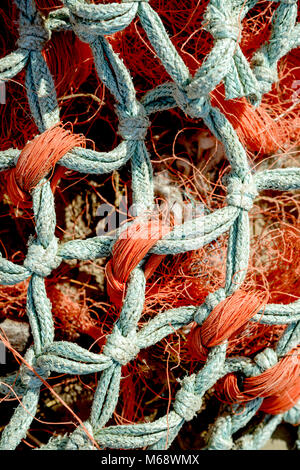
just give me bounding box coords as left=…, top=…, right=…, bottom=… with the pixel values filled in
left=0, top=0, right=299, bottom=450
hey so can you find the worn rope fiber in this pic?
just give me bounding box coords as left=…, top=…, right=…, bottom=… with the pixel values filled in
left=0, top=0, right=299, bottom=450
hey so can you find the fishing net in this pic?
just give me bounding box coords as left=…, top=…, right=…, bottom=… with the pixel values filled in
left=0, top=0, right=299, bottom=450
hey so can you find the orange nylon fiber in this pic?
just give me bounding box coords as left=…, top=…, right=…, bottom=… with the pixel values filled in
left=6, top=123, right=85, bottom=207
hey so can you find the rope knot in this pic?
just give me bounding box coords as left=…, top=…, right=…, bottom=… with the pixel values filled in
left=173, top=85, right=210, bottom=119
left=254, top=348, right=278, bottom=372
left=20, top=348, right=49, bottom=390
left=272, top=0, right=297, bottom=4
left=65, top=421, right=95, bottom=450
left=220, top=345, right=299, bottom=406
left=174, top=375, right=202, bottom=422
left=118, top=105, right=150, bottom=141
left=191, top=289, right=227, bottom=363
left=208, top=416, right=233, bottom=450
left=203, top=2, right=240, bottom=42
left=194, top=288, right=226, bottom=324
left=68, top=20, right=96, bottom=44
left=18, top=11, right=50, bottom=51
left=283, top=402, right=300, bottom=425
left=251, top=51, right=278, bottom=103
left=24, top=236, right=62, bottom=277
left=226, top=173, right=258, bottom=211
left=7, top=123, right=85, bottom=208
left=67, top=0, right=141, bottom=42
left=103, top=326, right=140, bottom=365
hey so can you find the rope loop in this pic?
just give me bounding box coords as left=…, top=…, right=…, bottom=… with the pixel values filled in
left=226, top=173, right=258, bottom=211
left=251, top=51, right=278, bottom=92
left=118, top=104, right=150, bottom=141
left=7, top=123, right=85, bottom=208
left=106, top=216, right=169, bottom=306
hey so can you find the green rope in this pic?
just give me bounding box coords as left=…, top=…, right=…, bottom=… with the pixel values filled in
left=0, top=0, right=299, bottom=450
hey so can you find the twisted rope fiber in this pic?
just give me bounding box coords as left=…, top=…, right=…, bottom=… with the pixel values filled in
left=0, top=0, right=299, bottom=450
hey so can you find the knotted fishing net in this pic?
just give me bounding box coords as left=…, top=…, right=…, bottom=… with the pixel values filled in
left=0, top=0, right=299, bottom=450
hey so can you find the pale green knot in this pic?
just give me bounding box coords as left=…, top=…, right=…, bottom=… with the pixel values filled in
left=65, top=421, right=95, bottom=450
left=0, top=372, right=26, bottom=397
left=24, top=236, right=62, bottom=277
left=283, top=402, right=300, bottom=425
left=118, top=105, right=150, bottom=141
left=203, top=3, right=240, bottom=42
left=174, top=374, right=202, bottom=422
left=207, top=19, right=240, bottom=42
left=173, top=84, right=210, bottom=120
left=208, top=416, right=233, bottom=450
left=20, top=348, right=49, bottom=390
left=18, top=11, right=51, bottom=51
left=103, top=326, right=140, bottom=365
left=254, top=348, right=278, bottom=372
left=194, top=288, right=226, bottom=325
left=234, top=434, right=254, bottom=450
left=251, top=51, right=278, bottom=100
left=272, top=0, right=297, bottom=3
left=226, top=173, right=258, bottom=211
